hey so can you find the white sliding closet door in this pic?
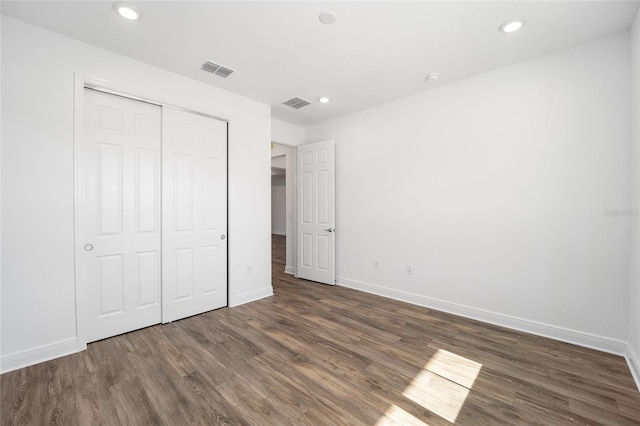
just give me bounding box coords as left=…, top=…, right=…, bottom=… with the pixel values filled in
left=81, top=89, right=162, bottom=343
left=162, top=108, right=228, bottom=322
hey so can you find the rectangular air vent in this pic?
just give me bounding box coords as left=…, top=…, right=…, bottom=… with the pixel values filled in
left=283, top=97, right=311, bottom=109
left=201, top=61, right=234, bottom=78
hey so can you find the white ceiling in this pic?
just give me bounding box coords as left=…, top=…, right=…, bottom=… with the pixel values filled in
left=2, top=1, right=638, bottom=127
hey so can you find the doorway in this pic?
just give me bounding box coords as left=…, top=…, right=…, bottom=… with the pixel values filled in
left=270, top=143, right=296, bottom=275
left=271, top=153, right=287, bottom=275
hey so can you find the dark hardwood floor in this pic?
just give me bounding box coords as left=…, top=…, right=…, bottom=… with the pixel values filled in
left=2, top=234, right=639, bottom=425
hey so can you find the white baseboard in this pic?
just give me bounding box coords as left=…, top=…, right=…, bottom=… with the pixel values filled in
left=229, top=286, right=274, bottom=307
left=627, top=345, right=640, bottom=392
left=336, top=276, right=628, bottom=356
left=284, top=265, right=295, bottom=275
left=1, top=337, right=78, bottom=374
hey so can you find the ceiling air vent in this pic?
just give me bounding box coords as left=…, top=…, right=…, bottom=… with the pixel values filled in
left=201, top=61, right=234, bottom=78
left=283, top=97, right=312, bottom=109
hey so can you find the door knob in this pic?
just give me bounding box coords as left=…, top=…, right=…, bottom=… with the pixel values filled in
left=324, top=228, right=334, bottom=233
left=84, top=244, right=94, bottom=251
left=220, top=235, right=226, bottom=240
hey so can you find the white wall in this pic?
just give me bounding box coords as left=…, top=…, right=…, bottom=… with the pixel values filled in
left=1, top=16, right=272, bottom=371
left=306, top=32, right=632, bottom=352
left=271, top=174, right=287, bottom=235
left=271, top=143, right=296, bottom=273
left=271, top=155, right=286, bottom=169
left=272, top=119, right=305, bottom=147
left=629, top=8, right=640, bottom=388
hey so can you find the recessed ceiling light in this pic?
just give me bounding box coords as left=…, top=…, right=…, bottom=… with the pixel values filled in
left=319, top=11, right=336, bottom=25
left=113, top=2, right=140, bottom=21
left=425, top=73, right=440, bottom=82
left=318, top=96, right=330, bottom=104
left=499, top=18, right=525, bottom=33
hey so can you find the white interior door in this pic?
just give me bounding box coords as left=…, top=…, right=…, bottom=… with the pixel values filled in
left=81, top=89, right=162, bottom=343
left=162, top=107, right=228, bottom=322
left=296, top=139, right=335, bottom=285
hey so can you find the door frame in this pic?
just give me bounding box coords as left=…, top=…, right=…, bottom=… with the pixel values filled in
left=73, top=74, right=229, bottom=351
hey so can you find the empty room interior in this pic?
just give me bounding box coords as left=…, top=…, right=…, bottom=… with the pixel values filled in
left=2, top=0, right=640, bottom=424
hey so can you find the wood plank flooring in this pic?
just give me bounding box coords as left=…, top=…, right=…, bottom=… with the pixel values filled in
left=1, top=234, right=639, bottom=425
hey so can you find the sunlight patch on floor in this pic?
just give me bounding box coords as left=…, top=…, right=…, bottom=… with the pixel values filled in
left=402, top=349, right=483, bottom=423
left=376, top=404, right=431, bottom=426
left=424, top=348, right=483, bottom=389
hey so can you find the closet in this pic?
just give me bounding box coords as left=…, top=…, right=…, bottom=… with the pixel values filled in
left=79, top=89, right=227, bottom=343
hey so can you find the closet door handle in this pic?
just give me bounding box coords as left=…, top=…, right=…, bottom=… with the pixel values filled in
left=220, top=235, right=226, bottom=240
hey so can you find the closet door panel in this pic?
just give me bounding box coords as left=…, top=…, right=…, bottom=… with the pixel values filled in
left=81, top=89, right=162, bottom=343
left=162, top=108, right=228, bottom=322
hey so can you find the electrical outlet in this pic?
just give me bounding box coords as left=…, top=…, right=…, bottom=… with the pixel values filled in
left=406, top=264, right=413, bottom=275
left=374, top=259, right=380, bottom=269
left=247, top=265, right=253, bottom=274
